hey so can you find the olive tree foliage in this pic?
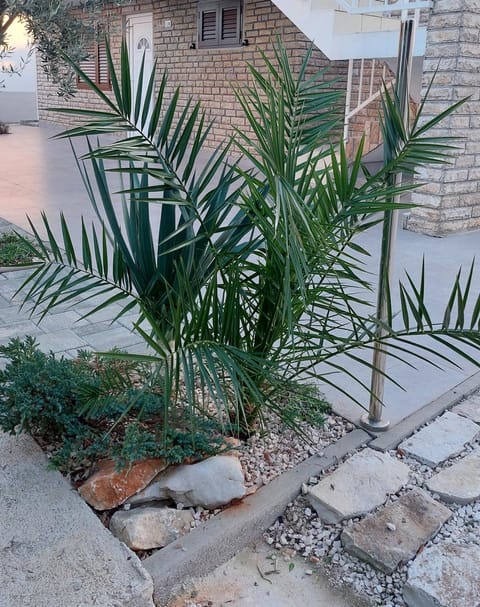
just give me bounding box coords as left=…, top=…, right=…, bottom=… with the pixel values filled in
left=0, top=0, right=131, bottom=97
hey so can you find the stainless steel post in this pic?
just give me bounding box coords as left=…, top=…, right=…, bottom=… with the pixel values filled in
left=360, top=18, right=416, bottom=432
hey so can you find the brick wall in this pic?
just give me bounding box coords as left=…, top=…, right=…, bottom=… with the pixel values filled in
left=37, top=0, right=349, bottom=151
left=406, top=0, right=480, bottom=236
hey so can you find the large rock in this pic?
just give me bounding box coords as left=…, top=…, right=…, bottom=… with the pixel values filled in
left=426, top=447, right=480, bottom=504
left=398, top=412, right=479, bottom=467
left=79, top=458, right=168, bottom=510
left=341, top=488, right=451, bottom=573
left=110, top=506, right=193, bottom=550
left=404, top=542, right=480, bottom=607
left=128, top=455, right=246, bottom=509
left=306, top=449, right=410, bottom=524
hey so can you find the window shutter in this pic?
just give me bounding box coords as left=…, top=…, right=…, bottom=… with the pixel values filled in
left=79, top=55, right=96, bottom=82
left=97, top=39, right=110, bottom=87
left=198, top=1, right=242, bottom=48
left=201, top=9, right=217, bottom=45
left=77, top=29, right=111, bottom=91
left=221, top=6, right=240, bottom=44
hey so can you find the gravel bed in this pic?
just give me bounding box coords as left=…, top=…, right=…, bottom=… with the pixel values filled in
left=264, top=421, right=480, bottom=606
left=239, top=412, right=353, bottom=491
left=183, top=412, right=354, bottom=532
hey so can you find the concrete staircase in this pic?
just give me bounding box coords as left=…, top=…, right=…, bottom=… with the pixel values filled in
left=270, top=0, right=428, bottom=60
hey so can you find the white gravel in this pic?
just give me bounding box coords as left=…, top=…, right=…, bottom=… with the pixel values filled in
left=264, top=408, right=480, bottom=606
left=239, top=412, right=352, bottom=491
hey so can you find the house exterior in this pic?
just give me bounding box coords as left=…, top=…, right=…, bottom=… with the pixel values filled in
left=38, top=1, right=349, bottom=147
left=37, top=0, right=480, bottom=237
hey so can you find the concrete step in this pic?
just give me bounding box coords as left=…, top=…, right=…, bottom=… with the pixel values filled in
left=0, top=432, right=154, bottom=607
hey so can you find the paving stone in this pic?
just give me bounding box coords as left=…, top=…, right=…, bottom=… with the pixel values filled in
left=398, top=411, right=479, bottom=467
left=341, top=488, right=451, bottom=573
left=404, top=542, right=480, bottom=607
left=306, top=448, right=410, bottom=524
left=80, top=326, right=143, bottom=351
left=34, top=310, right=84, bottom=332
left=426, top=447, right=480, bottom=504
left=453, top=393, right=480, bottom=423
left=0, top=320, right=40, bottom=345
left=34, top=329, right=89, bottom=354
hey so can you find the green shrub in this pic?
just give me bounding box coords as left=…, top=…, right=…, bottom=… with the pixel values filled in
left=0, top=337, right=226, bottom=472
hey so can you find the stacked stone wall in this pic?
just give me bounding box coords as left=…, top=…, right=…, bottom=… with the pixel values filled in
left=407, top=0, right=480, bottom=235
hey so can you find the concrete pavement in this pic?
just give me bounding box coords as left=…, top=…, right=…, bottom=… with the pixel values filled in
left=0, top=432, right=155, bottom=607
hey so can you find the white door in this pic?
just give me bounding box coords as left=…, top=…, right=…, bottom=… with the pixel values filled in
left=126, top=13, right=153, bottom=127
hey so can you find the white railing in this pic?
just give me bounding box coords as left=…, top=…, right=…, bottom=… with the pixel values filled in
left=343, top=58, right=395, bottom=142
left=336, top=0, right=431, bottom=14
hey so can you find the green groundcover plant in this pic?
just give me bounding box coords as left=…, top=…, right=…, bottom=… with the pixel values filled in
left=0, top=231, right=36, bottom=266
left=0, top=336, right=227, bottom=472
left=14, top=39, right=480, bottom=448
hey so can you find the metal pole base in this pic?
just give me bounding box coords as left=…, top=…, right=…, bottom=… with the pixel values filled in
left=359, top=413, right=390, bottom=432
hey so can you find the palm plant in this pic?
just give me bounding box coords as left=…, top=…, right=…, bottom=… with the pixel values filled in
left=19, top=39, right=480, bottom=440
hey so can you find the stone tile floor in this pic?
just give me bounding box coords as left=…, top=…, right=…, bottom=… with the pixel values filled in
left=0, top=267, right=146, bottom=362
left=266, top=395, right=480, bottom=607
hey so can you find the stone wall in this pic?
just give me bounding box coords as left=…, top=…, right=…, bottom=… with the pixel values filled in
left=406, top=0, right=480, bottom=236
left=37, top=0, right=349, bottom=151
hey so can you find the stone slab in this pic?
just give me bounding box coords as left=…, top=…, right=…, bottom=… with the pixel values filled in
left=144, top=429, right=371, bottom=606
left=168, top=542, right=369, bottom=607
left=306, top=448, right=410, bottom=524
left=370, top=371, right=480, bottom=453
left=398, top=411, right=479, bottom=467
left=453, top=392, right=480, bottom=423
left=341, top=488, right=451, bottom=573
left=0, top=432, right=154, bottom=607
left=404, top=542, right=480, bottom=607
left=426, top=447, right=480, bottom=504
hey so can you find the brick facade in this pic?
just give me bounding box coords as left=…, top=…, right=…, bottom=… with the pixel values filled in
left=406, top=0, right=480, bottom=236
left=37, top=0, right=349, bottom=151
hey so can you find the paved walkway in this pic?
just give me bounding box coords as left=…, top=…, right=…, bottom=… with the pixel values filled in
left=272, top=391, right=480, bottom=606
left=0, top=265, right=146, bottom=361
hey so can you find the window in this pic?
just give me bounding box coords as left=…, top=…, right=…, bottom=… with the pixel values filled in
left=77, top=32, right=111, bottom=91
left=198, top=1, right=243, bottom=49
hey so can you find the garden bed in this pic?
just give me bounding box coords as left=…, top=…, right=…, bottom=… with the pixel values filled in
left=0, top=231, right=38, bottom=270
left=0, top=334, right=354, bottom=562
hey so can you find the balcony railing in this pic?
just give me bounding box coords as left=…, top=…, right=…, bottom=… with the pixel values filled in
left=335, top=0, right=431, bottom=14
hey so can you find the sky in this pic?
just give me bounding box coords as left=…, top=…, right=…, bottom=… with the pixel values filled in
left=1, top=18, right=37, bottom=93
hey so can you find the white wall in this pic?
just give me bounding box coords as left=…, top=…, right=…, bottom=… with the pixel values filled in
left=0, top=19, right=38, bottom=122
